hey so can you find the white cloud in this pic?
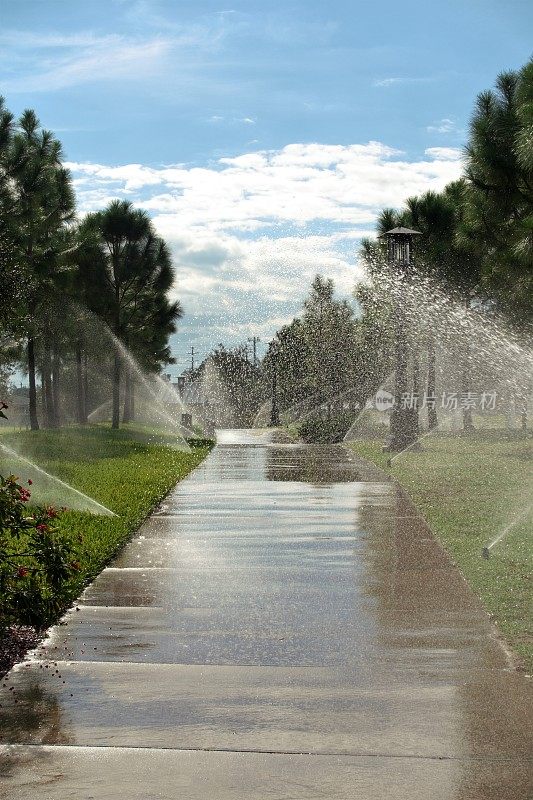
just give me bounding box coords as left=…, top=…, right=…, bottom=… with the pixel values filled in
left=374, top=78, right=401, bottom=87
left=2, top=35, right=171, bottom=92
left=427, top=117, right=454, bottom=134
left=67, top=141, right=464, bottom=355
left=67, top=141, right=462, bottom=229
left=0, top=30, right=117, bottom=49
left=373, top=76, right=434, bottom=88
left=207, top=115, right=257, bottom=126
left=426, top=117, right=463, bottom=135
left=0, top=15, right=231, bottom=94
left=424, top=147, right=464, bottom=162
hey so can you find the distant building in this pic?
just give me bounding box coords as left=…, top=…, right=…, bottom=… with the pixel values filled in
left=2, top=387, right=30, bottom=428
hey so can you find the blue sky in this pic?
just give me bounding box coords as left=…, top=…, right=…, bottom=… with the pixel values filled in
left=1, top=0, right=532, bottom=370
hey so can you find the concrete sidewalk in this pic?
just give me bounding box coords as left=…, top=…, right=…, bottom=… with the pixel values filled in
left=0, top=429, right=531, bottom=798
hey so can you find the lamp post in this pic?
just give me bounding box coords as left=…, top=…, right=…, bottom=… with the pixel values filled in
left=380, top=226, right=422, bottom=452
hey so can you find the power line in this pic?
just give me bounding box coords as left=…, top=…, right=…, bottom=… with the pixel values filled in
left=172, top=338, right=264, bottom=373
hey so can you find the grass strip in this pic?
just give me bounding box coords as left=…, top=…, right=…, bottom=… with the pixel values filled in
left=349, top=433, right=532, bottom=672
left=1, top=425, right=212, bottom=622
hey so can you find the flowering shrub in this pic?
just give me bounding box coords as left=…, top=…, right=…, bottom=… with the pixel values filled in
left=0, top=472, right=75, bottom=629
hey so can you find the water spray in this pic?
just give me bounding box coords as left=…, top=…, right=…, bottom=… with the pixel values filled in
left=342, top=372, right=396, bottom=444
left=387, top=409, right=463, bottom=467
left=0, top=442, right=117, bottom=516
left=389, top=427, right=432, bottom=464
left=480, top=504, right=532, bottom=559
left=105, top=329, right=192, bottom=451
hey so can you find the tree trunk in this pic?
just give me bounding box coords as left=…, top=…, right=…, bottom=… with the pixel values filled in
left=461, top=299, right=474, bottom=433
left=427, top=335, right=438, bottom=430
left=42, top=347, right=54, bottom=429
left=51, top=346, right=60, bottom=428
left=83, top=351, right=89, bottom=420
left=412, top=355, right=420, bottom=407
left=40, top=367, right=46, bottom=420
left=112, top=352, right=121, bottom=429
left=76, top=343, right=87, bottom=424
left=112, top=295, right=121, bottom=429
left=27, top=338, right=39, bottom=431
left=520, top=391, right=528, bottom=432
left=461, top=340, right=474, bottom=433
left=123, top=367, right=132, bottom=423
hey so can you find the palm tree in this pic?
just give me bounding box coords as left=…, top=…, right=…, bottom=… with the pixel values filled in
left=122, top=294, right=182, bottom=423
left=77, top=200, right=179, bottom=428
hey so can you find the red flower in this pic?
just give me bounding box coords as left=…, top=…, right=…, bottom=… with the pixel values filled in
left=28, top=479, right=33, bottom=486
left=46, top=507, right=58, bottom=519
left=36, top=523, right=48, bottom=532
left=17, top=567, right=29, bottom=578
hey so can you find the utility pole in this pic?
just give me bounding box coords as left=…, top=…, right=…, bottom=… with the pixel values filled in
left=190, top=346, right=195, bottom=372
left=248, top=336, right=260, bottom=367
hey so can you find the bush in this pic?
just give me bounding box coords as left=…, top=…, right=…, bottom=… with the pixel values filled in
left=0, top=426, right=213, bottom=631
left=0, top=473, right=76, bottom=629
left=299, top=411, right=356, bottom=443
left=186, top=437, right=215, bottom=448
left=0, top=425, right=212, bottom=637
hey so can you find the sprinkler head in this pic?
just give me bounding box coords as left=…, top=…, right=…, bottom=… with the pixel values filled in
left=481, top=547, right=490, bottom=560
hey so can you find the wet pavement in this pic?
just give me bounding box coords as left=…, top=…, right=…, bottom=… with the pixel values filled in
left=0, top=429, right=531, bottom=798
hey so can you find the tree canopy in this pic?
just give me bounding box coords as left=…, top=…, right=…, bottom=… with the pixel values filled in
left=0, top=102, right=181, bottom=431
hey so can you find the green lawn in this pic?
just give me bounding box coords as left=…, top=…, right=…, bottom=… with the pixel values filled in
left=349, top=433, right=533, bottom=672
left=1, top=425, right=212, bottom=625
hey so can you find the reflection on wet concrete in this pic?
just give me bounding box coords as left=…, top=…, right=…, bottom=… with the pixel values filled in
left=1, top=744, right=531, bottom=800
left=0, top=429, right=531, bottom=799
